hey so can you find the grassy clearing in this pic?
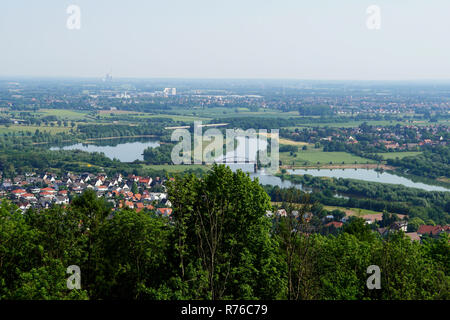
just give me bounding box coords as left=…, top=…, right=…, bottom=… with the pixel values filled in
left=271, top=203, right=389, bottom=217
left=323, top=205, right=405, bottom=219
left=143, top=114, right=211, bottom=122
left=100, top=112, right=211, bottom=122
left=38, top=109, right=90, bottom=120
left=279, top=138, right=310, bottom=146
left=0, top=125, right=71, bottom=134
left=98, top=110, right=142, bottom=115
left=280, top=148, right=376, bottom=166
left=377, top=152, right=422, bottom=160
left=323, top=205, right=382, bottom=216
left=170, top=107, right=298, bottom=119
left=258, top=134, right=311, bottom=147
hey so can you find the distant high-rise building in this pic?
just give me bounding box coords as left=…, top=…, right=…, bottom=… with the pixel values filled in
left=163, top=87, right=177, bottom=96
left=103, top=73, right=113, bottom=82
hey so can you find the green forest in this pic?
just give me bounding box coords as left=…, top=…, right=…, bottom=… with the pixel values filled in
left=1, top=165, right=448, bottom=300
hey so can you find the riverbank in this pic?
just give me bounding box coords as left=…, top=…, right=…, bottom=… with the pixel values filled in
left=384, top=169, right=450, bottom=190
left=32, top=135, right=158, bottom=145
left=281, top=163, right=395, bottom=170
left=277, top=169, right=450, bottom=192
left=84, top=135, right=157, bottom=141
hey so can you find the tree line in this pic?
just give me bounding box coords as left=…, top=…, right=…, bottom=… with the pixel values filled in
left=276, top=173, right=450, bottom=225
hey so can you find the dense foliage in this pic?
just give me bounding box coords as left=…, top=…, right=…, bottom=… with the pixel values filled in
left=387, top=145, right=450, bottom=180
left=1, top=165, right=448, bottom=300
left=274, top=174, right=450, bottom=225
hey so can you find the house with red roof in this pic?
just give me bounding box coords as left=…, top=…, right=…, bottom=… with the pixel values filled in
left=39, top=191, right=55, bottom=198
left=95, top=185, right=108, bottom=192
left=156, top=208, right=172, bottom=217
left=124, top=201, right=134, bottom=209
left=11, top=189, right=26, bottom=197
left=417, top=225, right=448, bottom=238
left=21, top=193, right=37, bottom=201
left=135, top=203, right=144, bottom=210
left=325, top=221, right=343, bottom=229
left=138, top=177, right=152, bottom=186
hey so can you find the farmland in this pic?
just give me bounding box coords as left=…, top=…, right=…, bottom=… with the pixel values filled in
left=0, top=124, right=71, bottom=134
left=280, top=148, right=376, bottom=167
left=377, top=151, right=422, bottom=160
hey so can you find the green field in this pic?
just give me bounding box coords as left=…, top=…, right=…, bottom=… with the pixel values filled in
left=377, top=151, right=422, bottom=160
left=37, top=109, right=90, bottom=120
left=323, top=206, right=383, bottom=216
left=280, top=148, right=376, bottom=166
left=99, top=112, right=211, bottom=122
left=169, top=106, right=299, bottom=119
left=0, top=125, right=71, bottom=134
left=278, top=138, right=311, bottom=146
left=141, top=114, right=211, bottom=122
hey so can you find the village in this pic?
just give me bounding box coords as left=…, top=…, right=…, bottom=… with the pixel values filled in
left=265, top=207, right=449, bottom=243
left=0, top=172, right=173, bottom=217
left=1, top=166, right=448, bottom=247
left=1, top=169, right=448, bottom=244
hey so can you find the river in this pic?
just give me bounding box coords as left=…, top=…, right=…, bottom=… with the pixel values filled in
left=49, top=137, right=449, bottom=192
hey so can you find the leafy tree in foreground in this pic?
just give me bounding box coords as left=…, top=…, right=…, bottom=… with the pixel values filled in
left=167, top=164, right=285, bottom=299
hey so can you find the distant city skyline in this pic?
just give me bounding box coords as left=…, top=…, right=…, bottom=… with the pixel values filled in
left=1, top=1, right=450, bottom=80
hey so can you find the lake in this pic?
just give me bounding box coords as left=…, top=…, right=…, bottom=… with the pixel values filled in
left=49, top=137, right=449, bottom=192
left=50, top=137, right=160, bottom=162
left=285, top=168, right=449, bottom=192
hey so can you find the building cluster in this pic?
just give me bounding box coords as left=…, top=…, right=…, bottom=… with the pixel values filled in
left=0, top=172, right=173, bottom=217
left=163, top=88, right=177, bottom=96
left=402, top=224, right=450, bottom=242
left=266, top=208, right=449, bottom=243
left=295, top=123, right=448, bottom=151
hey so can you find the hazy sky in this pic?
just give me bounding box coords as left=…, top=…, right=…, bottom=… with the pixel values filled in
left=1, top=0, right=450, bottom=80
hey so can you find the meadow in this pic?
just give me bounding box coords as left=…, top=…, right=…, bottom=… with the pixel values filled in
left=377, top=151, right=422, bottom=160
left=279, top=148, right=376, bottom=167
left=323, top=205, right=384, bottom=216
left=0, top=125, right=71, bottom=134
left=37, top=109, right=90, bottom=120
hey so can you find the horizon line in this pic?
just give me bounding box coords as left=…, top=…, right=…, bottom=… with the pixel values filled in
left=2, top=75, right=450, bottom=83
